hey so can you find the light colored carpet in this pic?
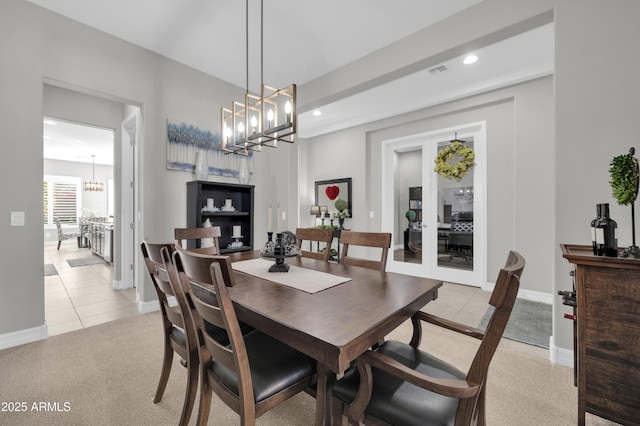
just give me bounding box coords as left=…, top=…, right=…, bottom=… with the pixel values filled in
left=478, top=298, right=552, bottom=348
left=0, top=312, right=615, bottom=425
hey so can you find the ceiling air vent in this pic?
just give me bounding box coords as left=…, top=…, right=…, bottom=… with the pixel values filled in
left=429, top=64, right=448, bottom=74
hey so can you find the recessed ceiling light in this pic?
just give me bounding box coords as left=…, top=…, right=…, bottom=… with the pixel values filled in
left=313, top=110, right=322, bottom=117
left=463, top=55, right=478, bottom=65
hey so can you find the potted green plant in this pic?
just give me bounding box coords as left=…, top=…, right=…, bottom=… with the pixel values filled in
left=609, top=147, right=640, bottom=258
left=405, top=210, right=416, bottom=228
left=334, top=198, right=350, bottom=229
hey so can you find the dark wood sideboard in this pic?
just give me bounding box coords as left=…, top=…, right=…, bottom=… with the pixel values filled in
left=560, top=244, right=640, bottom=426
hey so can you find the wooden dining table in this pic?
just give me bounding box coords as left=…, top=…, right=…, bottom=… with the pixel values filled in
left=226, top=250, right=443, bottom=425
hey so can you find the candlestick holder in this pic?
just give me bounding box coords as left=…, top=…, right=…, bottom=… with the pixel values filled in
left=260, top=231, right=298, bottom=272
left=330, top=219, right=334, bottom=228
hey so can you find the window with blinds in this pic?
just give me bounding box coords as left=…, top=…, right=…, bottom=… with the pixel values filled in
left=44, top=175, right=81, bottom=224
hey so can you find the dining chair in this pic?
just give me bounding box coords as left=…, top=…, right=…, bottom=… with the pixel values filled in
left=295, top=227, right=335, bottom=261
left=140, top=240, right=198, bottom=426
left=54, top=217, right=80, bottom=250
left=174, top=226, right=221, bottom=254
left=332, top=251, right=526, bottom=426
left=172, top=248, right=318, bottom=426
left=340, top=231, right=392, bottom=271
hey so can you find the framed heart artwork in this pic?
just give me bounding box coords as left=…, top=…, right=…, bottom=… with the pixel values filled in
left=315, top=178, right=352, bottom=216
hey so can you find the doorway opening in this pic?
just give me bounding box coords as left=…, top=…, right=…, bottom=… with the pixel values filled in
left=42, top=82, right=141, bottom=336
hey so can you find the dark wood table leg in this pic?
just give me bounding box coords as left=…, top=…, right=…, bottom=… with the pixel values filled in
left=315, top=362, right=337, bottom=426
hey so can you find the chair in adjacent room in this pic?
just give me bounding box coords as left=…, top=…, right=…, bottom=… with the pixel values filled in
left=172, top=248, right=317, bottom=426
left=54, top=217, right=80, bottom=250
left=340, top=231, right=392, bottom=272
left=332, top=251, right=526, bottom=426
left=140, top=240, right=198, bottom=426
left=295, top=227, right=335, bottom=261
left=174, top=226, right=221, bottom=255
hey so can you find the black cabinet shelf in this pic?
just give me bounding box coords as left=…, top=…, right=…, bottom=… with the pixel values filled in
left=187, top=181, right=254, bottom=253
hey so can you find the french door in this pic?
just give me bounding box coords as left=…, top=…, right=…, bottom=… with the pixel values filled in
left=381, top=122, right=486, bottom=287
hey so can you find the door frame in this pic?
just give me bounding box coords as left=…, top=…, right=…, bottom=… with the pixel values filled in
left=381, top=121, right=487, bottom=287
left=116, top=109, right=139, bottom=291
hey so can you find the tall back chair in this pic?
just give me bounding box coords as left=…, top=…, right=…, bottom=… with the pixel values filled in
left=54, top=217, right=80, bottom=250
left=140, top=240, right=198, bottom=426
left=172, top=248, right=317, bottom=426
left=295, top=227, right=335, bottom=261
left=332, top=251, right=526, bottom=426
left=175, top=226, right=222, bottom=255
left=340, top=231, right=392, bottom=272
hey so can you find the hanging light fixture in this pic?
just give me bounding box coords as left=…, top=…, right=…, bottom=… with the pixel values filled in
left=84, top=155, right=104, bottom=192
left=221, top=0, right=297, bottom=155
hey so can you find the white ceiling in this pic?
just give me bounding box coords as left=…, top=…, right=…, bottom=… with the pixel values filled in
left=31, top=0, right=553, bottom=160
left=43, top=118, right=114, bottom=165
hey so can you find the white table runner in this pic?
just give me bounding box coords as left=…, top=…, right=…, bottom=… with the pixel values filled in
left=232, top=258, right=351, bottom=294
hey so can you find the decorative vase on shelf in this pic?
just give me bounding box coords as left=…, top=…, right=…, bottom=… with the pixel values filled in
left=338, top=217, right=345, bottom=230
left=238, top=156, right=250, bottom=184
left=195, top=150, right=208, bottom=181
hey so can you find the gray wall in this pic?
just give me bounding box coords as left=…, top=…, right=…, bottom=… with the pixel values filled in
left=304, top=77, right=552, bottom=294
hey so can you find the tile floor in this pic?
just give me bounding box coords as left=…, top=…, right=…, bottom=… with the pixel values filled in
left=44, top=241, right=547, bottom=361
left=44, top=240, right=138, bottom=336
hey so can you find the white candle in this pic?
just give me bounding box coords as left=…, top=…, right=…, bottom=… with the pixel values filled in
left=277, top=202, right=281, bottom=233
left=233, top=226, right=242, bottom=238
left=268, top=202, right=272, bottom=232
left=321, top=211, right=326, bottom=219
left=329, top=211, right=334, bottom=219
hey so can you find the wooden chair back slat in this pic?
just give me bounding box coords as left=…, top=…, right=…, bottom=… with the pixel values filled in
left=296, top=227, right=334, bottom=261
left=340, top=231, right=391, bottom=272
left=175, top=226, right=222, bottom=255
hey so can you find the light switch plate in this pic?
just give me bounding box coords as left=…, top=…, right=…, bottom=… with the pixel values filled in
left=11, top=211, right=25, bottom=226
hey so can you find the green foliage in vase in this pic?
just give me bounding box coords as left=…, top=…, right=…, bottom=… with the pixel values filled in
left=334, top=198, right=350, bottom=218
left=334, top=198, right=348, bottom=211
left=405, top=210, right=417, bottom=223
left=609, top=152, right=639, bottom=206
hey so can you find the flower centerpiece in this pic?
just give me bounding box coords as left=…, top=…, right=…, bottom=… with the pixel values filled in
left=334, top=198, right=350, bottom=229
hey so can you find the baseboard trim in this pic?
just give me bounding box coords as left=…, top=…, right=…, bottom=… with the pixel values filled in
left=0, top=323, right=48, bottom=350
left=137, top=296, right=176, bottom=314
left=138, top=299, right=160, bottom=314
left=482, top=282, right=553, bottom=305
left=549, top=337, right=574, bottom=368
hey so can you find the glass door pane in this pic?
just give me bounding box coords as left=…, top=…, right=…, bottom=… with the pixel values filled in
left=436, top=139, right=475, bottom=272
left=392, top=147, right=425, bottom=268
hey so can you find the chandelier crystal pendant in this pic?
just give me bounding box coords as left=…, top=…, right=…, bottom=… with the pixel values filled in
left=83, top=155, right=104, bottom=192
left=220, top=0, right=297, bottom=156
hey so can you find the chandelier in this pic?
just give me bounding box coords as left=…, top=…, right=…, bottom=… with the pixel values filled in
left=83, top=155, right=104, bottom=192
left=220, top=0, right=297, bottom=156
left=454, top=186, right=474, bottom=201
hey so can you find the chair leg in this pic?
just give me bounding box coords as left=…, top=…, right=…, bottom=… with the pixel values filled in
left=477, top=385, right=486, bottom=426
left=178, top=352, right=199, bottom=426
left=332, top=397, right=347, bottom=425
left=153, top=343, right=174, bottom=403
left=196, top=375, right=213, bottom=426
left=57, top=240, right=61, bottom=250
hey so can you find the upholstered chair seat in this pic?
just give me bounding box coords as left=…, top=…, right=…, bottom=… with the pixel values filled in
left=208, top=327, right=317, bottom=403
left=333, top=340, right=466, bottom=426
